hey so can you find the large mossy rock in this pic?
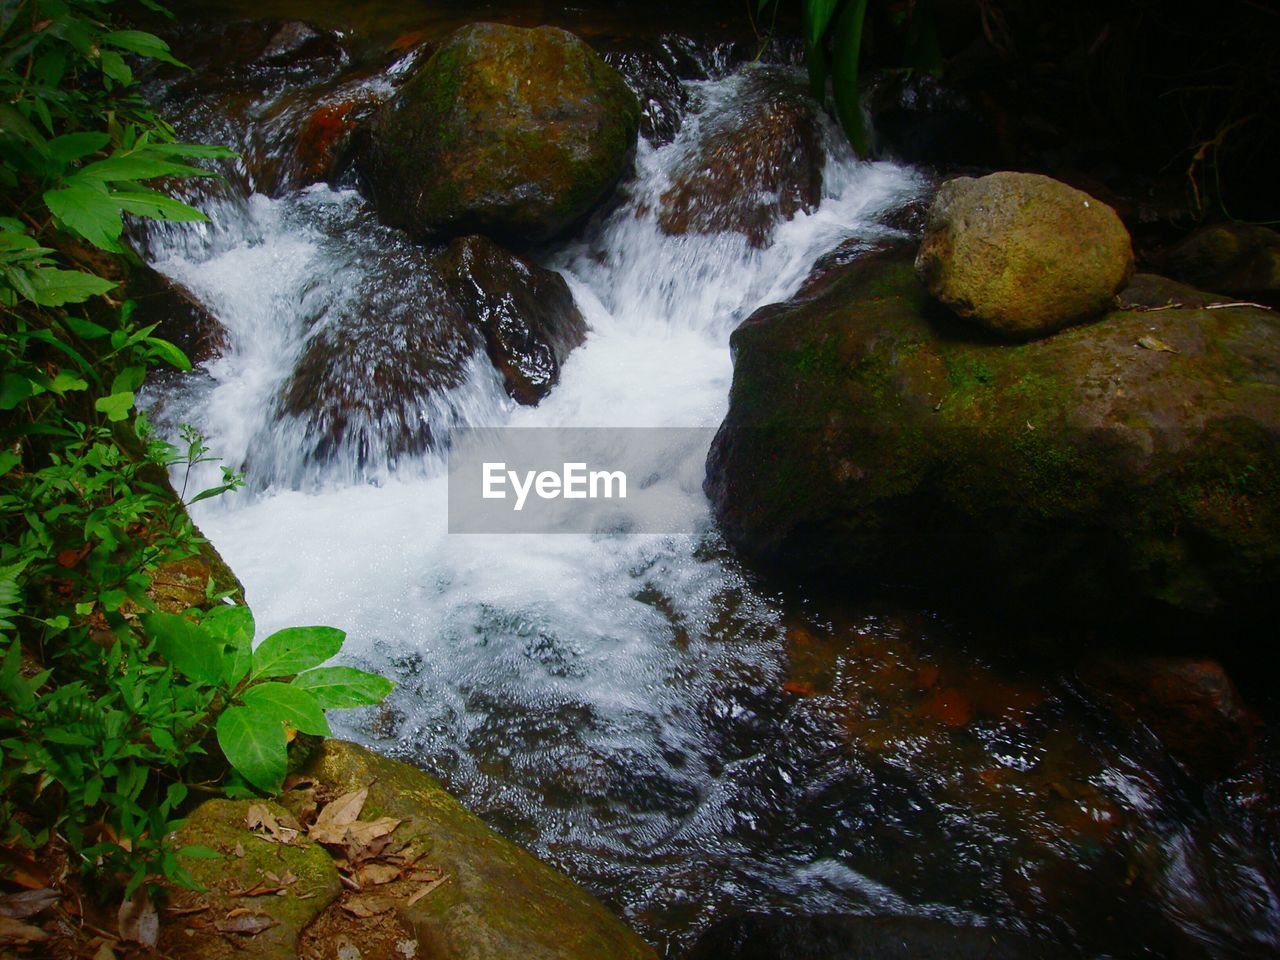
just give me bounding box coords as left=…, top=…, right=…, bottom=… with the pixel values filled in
left=915, top=172, right=1134, bottom=338
left=439, top=235, right=587, bottom=405
left=1166, top=222, right=1280, bottom=305
left=705, top=245, right=1280, bottom=634
left=657, top=67, right=824, bottom=248
left=363, top=23, right=640, bottom=243
left=160, top=799, right=342, bottom=960
left=301, top=740, right=656, bottom=960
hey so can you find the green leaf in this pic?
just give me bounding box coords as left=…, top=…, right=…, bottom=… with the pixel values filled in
left=113, top=188, right=209, bottom=223
left=49, top=370, right=88, bottom=394
left=27, top=268, right=116, bottom=306
left=94, top=391, right=135, bottom=422
left=76, top=155, right=205, bottom=183
left=99, top=50, right=133, bottom=85
left=47, top=132, right=110, bottom=165
left=142, top=612, right=227, bottom=685
left=102, top=30, right=187, bottom=68
left=241, top=682, right=331, bottom=736
left=216, top=706, right=286, bottom=794
left=43, top=183, right=124, bottom=252
left=803, top=0, right=841, bottom=49
left=111, top=365, right=146, bottom=394
left=0, top=374, right=33, bottom=410
left=202, top=604, right=254, bottom=684
left=146, top=336, right=192, bottom=371
left=831, top=0, right=871, bottom=157
left=252, top=626, right=344, bottom=679
left=292, top=667, right=394, bottom=709
left=0, top=451, right=20, bottom=477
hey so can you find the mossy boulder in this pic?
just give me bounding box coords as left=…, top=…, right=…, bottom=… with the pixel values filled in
left=300, top=740, right=656, bottom=960
left=705, top=244, right=1280, bottom=635
left=657, top=67, right=824, bottom=249
left=362, top=22, right=639, bottom=243
left=1166, top=222, right=1280, bottom=305
left=161, top=799, right=342, bottom=960
left=915, top=172, right=1134, bottom=338
left=439, top=235, right=587, bottom=405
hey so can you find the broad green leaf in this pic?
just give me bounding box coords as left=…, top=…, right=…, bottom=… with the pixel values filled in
left=202, top=604, right=254, bottom=684
left=831, top=0, right=871, bottom=157
left=61, top=316, right=111, bottom=339
left=76, top=155, right=205, bottom=183
left=114, top=188, right=209, bottom=223
left=111, top=365, right=146, bottom=394
left=146, top=336, right=192, bottom=371
left=0, top=105, right=49, bottom=154
left=47, top=131, right=110, bottom=165
left=43, top=183, right=123, bottom=251
left=0, top=451, right=19, bottom=477
left=95, top=391, right=135, bottom=422
left=241, top=682, right=331, bottom=736
left=102, top=30, right=187, bottom=68
left=216, top=706, right=286, bottom=794
left=49, top=370, right=88, bottom=394
left=142, top=612, right=227, bottom=685
left=292, top=667, right=394, bottom=709
left=252, top=626, right=344, bottom=679
left=99, top=50, right=133, bottom=85
left=803, top=0, right=841, bottom=49
left=27, top=267, right=116, bottom=305
left=0, top=373, right=33, bottom=410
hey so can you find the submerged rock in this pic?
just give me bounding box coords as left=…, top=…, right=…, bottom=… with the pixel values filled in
left=1166, top=222, right=1280, bottom=306
left=604, top=49, right=687, bottom=146
left=688, top=913, right=1059, bottom=959
left=915, top=172, right=1134, bottom=338
left=129, top=266, right=227, bottom=366
left=657, top=67, right=824, bottom=248
left=440, top=235, right=587, bottom=405
left=362, top=22, right=640, bottom=243
left=1079, top=656, right=1258, bottom=781
left=705, top=244, right=1280, bottom=634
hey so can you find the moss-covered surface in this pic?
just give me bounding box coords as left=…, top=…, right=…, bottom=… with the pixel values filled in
left=301, top=740, right=657, bottom=960
left=706, top=244, right=1280, bottom=634
left=161, top=799, right=342, bottom=960
left=363, top=22, right=639, bottom=243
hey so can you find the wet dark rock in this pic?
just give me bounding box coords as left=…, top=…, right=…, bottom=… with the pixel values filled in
left=129, top=266, right=227, bottom=366
left=705, top=244, right=1280, bottom=636
left=1166, top=223, right=1280, bottom=307
left=657, top=67, right=824, bottom=248
left=604, top=49, right=687, bottom=146
left=687, top=913, right=1058, bottom=959
left=1079, top=656, right=1259, bottom=781
left=915, top=172, right=1134, bottom=338
left=362, top=22, right=640, bottom=243
left=439, top=236, right=587, bottom=405
left=273, top=248, right=480, bottom=475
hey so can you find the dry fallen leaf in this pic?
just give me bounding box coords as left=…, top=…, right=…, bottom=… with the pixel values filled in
left=356, top=862, right=402, bottom=887
left=117, top=888, right=159, bottom=948
left=1136, top=335, right=1177, bottom=353
left=309, top=787, right=369, bottom=844
left=340, top=895, right=396, bottom=918
left=215, top=910, right=277, bottom=935
left=248, top=803, right=302, bottom=844
left=230, top=881, right=287, bottom=898
left=345, top=817, right=402, bottom=849
left=0, top=887, right=59, bottom=919
left=0, top=916, right=50, bottom=943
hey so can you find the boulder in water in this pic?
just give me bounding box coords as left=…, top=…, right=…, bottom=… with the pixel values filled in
left=362, top=22, right=640, bottom=243
left=915, top=172, right=1134, bottom=338
left=705, top=244, right=1280, bottom=635
left=657, top=67, right=825, bottom=248
left=440, top=235, right=587, bottom=405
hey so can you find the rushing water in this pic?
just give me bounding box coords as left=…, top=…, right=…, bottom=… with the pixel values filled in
left=141, top=21, right=1280, bottom=959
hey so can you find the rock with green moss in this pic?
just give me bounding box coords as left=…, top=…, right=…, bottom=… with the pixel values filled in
left=705, top=244, right=1280, bottom=634
left=160, top=799, right=342, bottom=959
left=301, top=739, right=657, bottom=960
left=362, top=22, right=639, bottom=243
left=915, top=172, right=1134, bottom=338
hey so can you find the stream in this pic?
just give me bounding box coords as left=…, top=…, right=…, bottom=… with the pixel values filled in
left=139, top=8, right=1280, bottom=958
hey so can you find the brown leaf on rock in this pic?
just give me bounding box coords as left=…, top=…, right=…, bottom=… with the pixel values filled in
left=309, top=787, right=369, bottom=844
left=345, top=817, right=402, bottom=850
left=117, top=888, right=158, bottom=948
left=340, top=895, right=396, bottom=918
left=247, top=803, right=302, bottom=844
left=0, top=888, right=59, bottom=919
left=214, top=911, right=277, bottom=936
left=405, top=874, right=449, bottom=907
left=356, top=862, right=402, bottom=887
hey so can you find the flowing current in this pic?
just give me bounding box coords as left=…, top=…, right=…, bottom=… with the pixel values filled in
left=142, top=40, right=1280, bottom=960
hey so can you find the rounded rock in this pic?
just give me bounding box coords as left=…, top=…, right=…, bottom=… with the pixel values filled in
left=362, top=22, right=640, bottom=243
left=914, top=172, right=1134, bottom=338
